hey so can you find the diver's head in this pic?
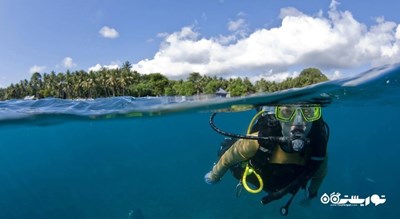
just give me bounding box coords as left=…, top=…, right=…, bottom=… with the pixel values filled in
left=275, top=105, right=321, bottom=151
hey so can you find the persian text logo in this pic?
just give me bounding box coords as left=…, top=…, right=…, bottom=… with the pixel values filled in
left=320, top=192, right=386, bottom=207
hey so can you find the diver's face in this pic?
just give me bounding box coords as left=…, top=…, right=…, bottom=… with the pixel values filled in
left=279, top=107, right=312, bottom=137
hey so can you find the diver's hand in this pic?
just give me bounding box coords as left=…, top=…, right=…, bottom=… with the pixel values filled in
left=204, top=171, right=220, bottom=185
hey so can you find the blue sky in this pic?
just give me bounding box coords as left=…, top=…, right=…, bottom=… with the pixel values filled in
left=1, top=0, right=399, bottom=87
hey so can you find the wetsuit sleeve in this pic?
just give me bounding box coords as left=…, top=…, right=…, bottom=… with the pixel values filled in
left=209, top=138, right=259, bottom=181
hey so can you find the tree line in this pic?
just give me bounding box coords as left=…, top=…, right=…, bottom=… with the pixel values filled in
left=0, top=61, right=329, bottom=100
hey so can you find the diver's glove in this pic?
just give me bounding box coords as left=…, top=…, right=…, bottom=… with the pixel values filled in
left=204, top=171, right=220, bottom=185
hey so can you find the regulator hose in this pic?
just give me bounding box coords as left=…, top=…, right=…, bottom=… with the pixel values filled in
left=209, top=112, right=287, bottom=143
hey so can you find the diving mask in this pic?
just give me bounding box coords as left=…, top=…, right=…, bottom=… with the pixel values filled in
left=276, top=105, right=321, bottom=153
left=275, top=105, right=321, bottom=122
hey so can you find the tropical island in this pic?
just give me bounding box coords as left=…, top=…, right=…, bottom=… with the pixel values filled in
left=0, top=61, right=328, bottom=100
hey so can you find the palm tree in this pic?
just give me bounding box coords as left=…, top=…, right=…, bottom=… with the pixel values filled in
left=187, top=72, right=203, bottom=95
left=88, top=71, right=98, bottom=98
left=30, top=72, right=43, bottom=98
left=118, top=71, right=130, bottom=96
left=97, top=68, right=109, bottom=97
left=106, top=69, right=117, bottom=97
left=121, top=61, right=132, bottom=72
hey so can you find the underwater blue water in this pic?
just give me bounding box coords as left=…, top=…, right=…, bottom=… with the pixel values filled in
left=0, top=64, right=399, bottom=219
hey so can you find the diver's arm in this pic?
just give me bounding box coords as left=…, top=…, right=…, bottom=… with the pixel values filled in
left=209, top=138, right=259, bottom=181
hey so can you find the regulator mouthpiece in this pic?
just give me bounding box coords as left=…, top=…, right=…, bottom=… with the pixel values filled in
left=280, top=130, right=309, bottom=153
left=291, top=138, right=305, bottom=152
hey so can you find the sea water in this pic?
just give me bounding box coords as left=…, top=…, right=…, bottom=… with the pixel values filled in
left=0, top=64, right=399, bottom=219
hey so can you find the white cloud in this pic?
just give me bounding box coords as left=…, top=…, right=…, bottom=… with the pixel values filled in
left=62, top=57, right=77, bottom=68
left=396, top=24, right=400, bottom=40
left=330, top=70, right=342, bottom=80
left=214, top=34, right=237, bottom=45
left=226, top=13, right=249, bottom=41
left=29, top=65, right=47, bottom=74
left=131, top=2, right=400, bottom=81
left=228, top=18, right=246, bottom=32
left=279, top=7, right=305, bottom=19
left=88, top=64, right=102, bottom=72
left=88, top=63, right=119, bottom=72
left=249, top=70, right=299, bottom=83
left=329, top=0, right=340, bottom=10
left=99, top=26, right=119, bottom=39
left=237, top=12, right=246, bottom=17
left=157, top=32, right=169, bottom=38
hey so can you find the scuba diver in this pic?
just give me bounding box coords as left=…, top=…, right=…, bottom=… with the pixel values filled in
left=204, top=104, right=329, bottom=215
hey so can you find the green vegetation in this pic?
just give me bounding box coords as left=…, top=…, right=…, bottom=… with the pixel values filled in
left=0, top=61, right=328, bottom=100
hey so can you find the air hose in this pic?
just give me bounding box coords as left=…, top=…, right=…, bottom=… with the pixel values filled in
left=209, top=112, right=287, bottom=142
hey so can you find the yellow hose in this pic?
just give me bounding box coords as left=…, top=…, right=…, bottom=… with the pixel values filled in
left=242, top=164, right=264, bottom=193
left=246, top=110, right=265, bottom=134
left=240, top=109, right=266, bottom=194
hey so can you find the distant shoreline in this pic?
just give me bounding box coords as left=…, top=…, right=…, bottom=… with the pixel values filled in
left=0, top=63, right=327, bottom=100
